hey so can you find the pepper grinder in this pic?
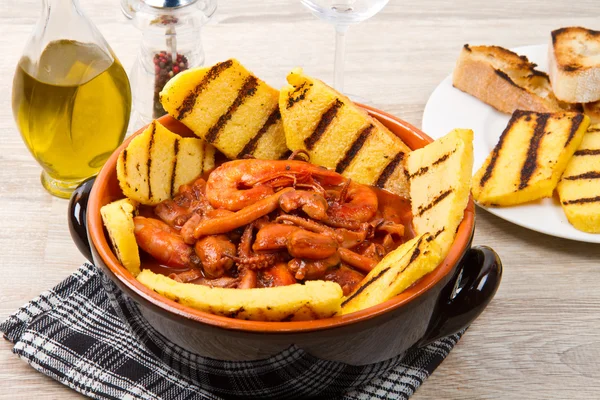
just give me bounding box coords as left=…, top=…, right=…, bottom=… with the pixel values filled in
left=122, top=0, right=217, bottom=122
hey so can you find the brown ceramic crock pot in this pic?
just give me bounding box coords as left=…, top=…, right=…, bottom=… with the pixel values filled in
left=68, top=105, right=502, bottom=399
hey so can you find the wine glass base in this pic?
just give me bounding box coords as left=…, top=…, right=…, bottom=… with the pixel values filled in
left=41, top=171, right=91, bottom=199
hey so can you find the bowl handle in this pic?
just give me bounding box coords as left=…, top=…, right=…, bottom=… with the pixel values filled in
left=68, top=177, right=96, bottom=262
left=418, top=246, right=502, bottom=346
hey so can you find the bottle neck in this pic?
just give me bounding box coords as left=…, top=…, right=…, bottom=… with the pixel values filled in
left=34, top=0, right=113, bottom=61
left=42, top=0, right=81, bottom=19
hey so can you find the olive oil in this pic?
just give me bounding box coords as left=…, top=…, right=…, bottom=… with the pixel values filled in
left=12, top=39, right=131, bottom=197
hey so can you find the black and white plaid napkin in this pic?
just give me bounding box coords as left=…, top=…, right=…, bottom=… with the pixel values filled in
left=1, top=263, right=464, bottom=399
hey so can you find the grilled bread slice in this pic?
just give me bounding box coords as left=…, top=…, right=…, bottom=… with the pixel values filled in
left=280, top=68, right=412, bottom=197
left=340, top=234, right=442, bottom=315
left=453, top=44, right=578, bottom=114
left=557, top=125, right=600, bottom=232
left=137, top=269, right=343, bottom=321
left=100, top=198, right=140, bottom=276
left=160, top=59, right=288, bottom=160
left=472, top=110, right=589, bottom=206
left=549, top=27, right=600, bottom=103
left=117, top=120, right=216, bottom=205
left=406, top=129, right=473, bottom=259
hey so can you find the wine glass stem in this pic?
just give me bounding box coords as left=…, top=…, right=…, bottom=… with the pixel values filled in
left=334, top=24, right=349, bottom=92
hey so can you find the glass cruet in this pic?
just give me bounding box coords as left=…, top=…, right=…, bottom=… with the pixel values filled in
left=121, top=0, right=217, bottom=123
left=11, top=0, right=132, bottom=199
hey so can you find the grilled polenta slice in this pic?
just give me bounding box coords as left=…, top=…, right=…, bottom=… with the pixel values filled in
left=160, top=59, right=287, bottom=160
left=406, top=129, right=473, bottom=259
left=100, top=198, right=140, bottom=276
left=341, top=234, right=442, bottom=315
left=280, top=68, right=412, bottom=197
left=117, top=120, right=216, bottom=205
left=137, top=270, right=343, bottom=321
left=557, top=125, right=600, bottom=232
left=472, top=110, right=589, bottom=206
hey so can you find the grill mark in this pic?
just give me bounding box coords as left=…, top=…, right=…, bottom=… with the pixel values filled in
left=170, top=138, right=180, bottom=197
left=122, top=149, right=128, bottom=178
left=479, top=111, right=526, bottom=187
left=335, top=124, right=374, bottom=173
left=565, top=114, right=585, bottom=146
left=376, top=151, right=405, bottom=188
left=341, top=266, right=390, bottom=307
left=563, top=171, right=600, bottom=180
left=286, top=82, right=311, bottom=109
left=562, top=196, right=600, bottom=205
left=147, top=122, right=156, bottom=200
left=564, top=64, right=581, bottom=72
left=519, top=113, right=550, bottom=190
left=574, top=149, right=600, bottom=156
left=409, top=245, right=421, bottom=264
left=237, top=107, right=281, bottom=158
left=304, top=99, right=343, bottom=150
left=416, top=189, right=453, bottom=217
left=205, top=76, right=259, bottom=143
left=176, top=60, right=233, bottom=120
left=432, top=227, right=445, bottom=238
left=385, top=237, right=426, bottom=290
left=433, top=150, right=455, bottom=166
left=409, top=150, right=456, bottom=179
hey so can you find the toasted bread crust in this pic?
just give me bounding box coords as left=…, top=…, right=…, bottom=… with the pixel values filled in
left=453, top=45, right=570, bottom=114
left=551, top=27, right=600, bottom=71
left=549, top=27, right=600, bottom=103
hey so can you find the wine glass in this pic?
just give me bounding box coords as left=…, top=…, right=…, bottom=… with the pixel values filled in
left=300, top=0, right=389, bottom=92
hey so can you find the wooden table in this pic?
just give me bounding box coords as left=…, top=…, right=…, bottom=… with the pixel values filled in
left=2, top=1, right=600, bottom=398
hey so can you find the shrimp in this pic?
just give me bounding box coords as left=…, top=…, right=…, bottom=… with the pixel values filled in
left=133, top=216, right=199, bottom=269
left=326, top=180, right=378, bottom=224
left=192, top=188, right=294, bottom=238
left=205, top=159, right=344, bottom=211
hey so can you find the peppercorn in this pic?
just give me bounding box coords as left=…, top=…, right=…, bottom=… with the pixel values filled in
left=152, top=52, right=189, bottom=118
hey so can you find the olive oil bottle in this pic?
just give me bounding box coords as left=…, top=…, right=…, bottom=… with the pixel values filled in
left=12, top=0, right=131, bottom=198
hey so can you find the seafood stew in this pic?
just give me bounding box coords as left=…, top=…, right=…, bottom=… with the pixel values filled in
left=134, top=156, right=413, bottom=296
left=96, top=62, right=476, bottom=322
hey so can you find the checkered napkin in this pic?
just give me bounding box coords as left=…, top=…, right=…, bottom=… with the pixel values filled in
left=1, top=263, right=463, bottom=399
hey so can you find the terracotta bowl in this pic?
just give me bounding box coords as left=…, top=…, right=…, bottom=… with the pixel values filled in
left=69, top=105, right=502, bottom=399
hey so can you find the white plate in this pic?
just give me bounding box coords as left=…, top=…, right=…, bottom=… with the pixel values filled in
left=422, top=44, right=600, bottom=243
